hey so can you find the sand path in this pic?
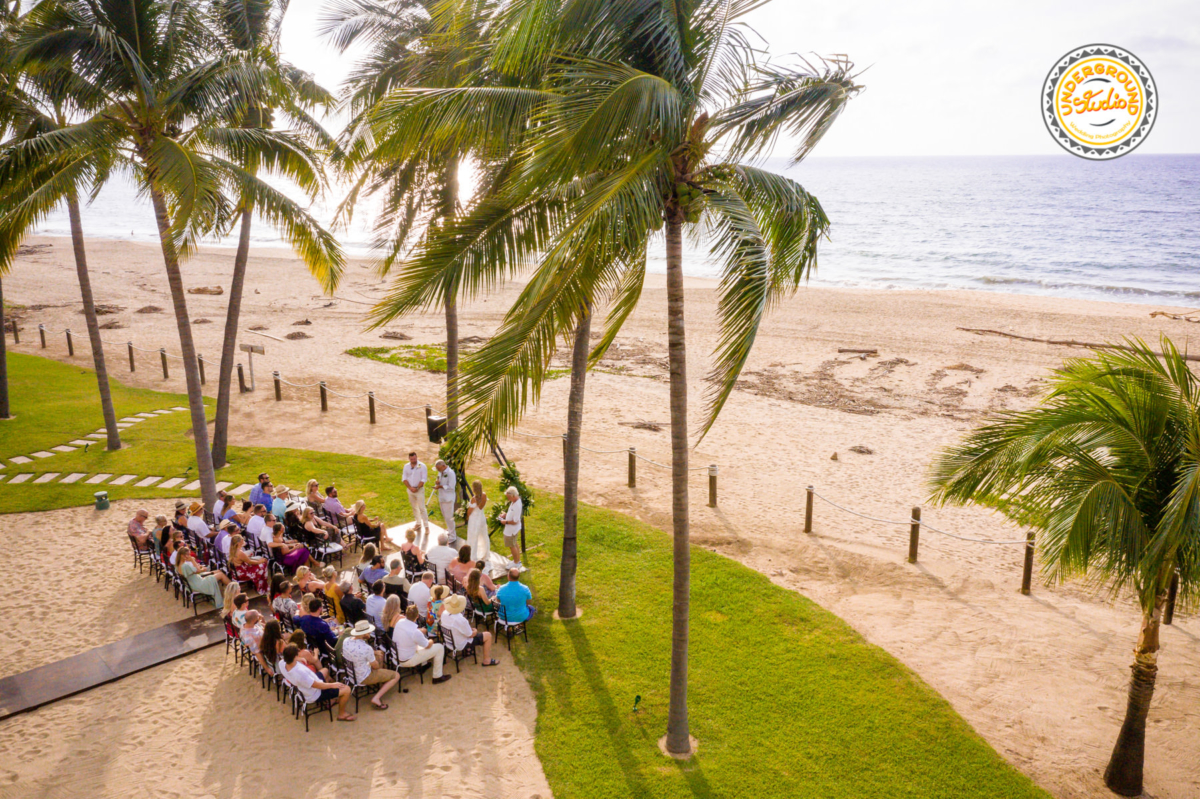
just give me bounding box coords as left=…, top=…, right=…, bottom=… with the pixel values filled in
left=3, top=237, right=1199, bottom=797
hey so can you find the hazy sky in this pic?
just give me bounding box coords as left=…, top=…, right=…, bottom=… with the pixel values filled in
left=280, top=0, right=1200, bottom=158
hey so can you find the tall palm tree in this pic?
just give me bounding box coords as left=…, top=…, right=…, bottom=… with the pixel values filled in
left=0, top=5, right=123, bottom=449
left=366, top=0, right=859, bottom=753
left=7, top=0, right=337, bottom=506
left=208, top=0, right=344, bottom=469
left=929, top=338, right=1199, bottom=797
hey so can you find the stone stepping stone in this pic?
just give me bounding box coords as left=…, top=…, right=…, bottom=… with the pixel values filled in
left=135, top=476, right=162, bottom=487
left=136, top=413, right=158, bottom=418
left=153, top=409, right=173, bottom=415
left=33, top=473, right=61, bottom=484
left=215, top=482, right=232, bottom=491
left=69, top=440, right=92, bottom=447
left=229, top=483, right=255, bottom=496
left=109, top=474, right=138, bottom=486
left=51, top=445, right=77, bottom=453
left=0, top=474, right=6, bottom=482
left=116, top=424, right=133, bottom=429
left=9, top=474, right=33, bottom=484
left=85, top=474, right=112, bottom=484
left=183, top=480, right=201, bottom=491
left=10, top=456, right=32, bottom=464
left=86, top=433, right=106, bottom=439
left=31, top=451, right=55, bottom=459
left=60, top=473, right=87, bottom=484
left=119, top=417, right=143, bottom=423
left=172, top=406, right=187, bottom=412
left=158, top=477, right=185, bottom=489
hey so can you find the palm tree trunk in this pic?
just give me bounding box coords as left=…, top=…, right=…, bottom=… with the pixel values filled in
left=148, top=185, right=218, bottom=508
left=558, top=304, right=591, bottom=619
left=442, top=158, right=459, bottom=431
left=0, top=276, right=9, bottom=419
left=67, top=193, right=121, bottom=451
left=211, top=201, right=253, bottom=468
left=1104, top=594, right=1166, bottom=796
left=664, top=218, right=691, bottom=755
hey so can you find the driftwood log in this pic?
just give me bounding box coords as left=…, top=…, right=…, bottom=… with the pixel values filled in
left=1150, top=311, right=1200, bottom=323
left=957, top=328, right=1200, bottom=363
left=838, top=348, right=878, bottom=355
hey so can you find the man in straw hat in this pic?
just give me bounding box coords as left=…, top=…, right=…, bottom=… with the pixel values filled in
left=186, top=501, right=216, bottom=541
left=441, top=594, right=498, bottom=667
left=342, top=620, right=402, bottom=710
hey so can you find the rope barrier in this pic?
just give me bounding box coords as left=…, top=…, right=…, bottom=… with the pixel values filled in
left=373, top=397, right=437, bottom=411
left=579, top=445, right=631, bottom=455
left=919, top=520, right=1029, bottom=546
left=511, top=430, right=563, bottom=440
left=812, top=490, right=1027, bottom=545
left=812, top=491, right=914, bottom=526
left=276, top=376, right=323, bottom=389
left=324, top=386, right=371, bottom=399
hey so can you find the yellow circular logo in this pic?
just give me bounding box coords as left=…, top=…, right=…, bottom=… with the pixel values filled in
left=1042, top=44, right=1156, bottom=159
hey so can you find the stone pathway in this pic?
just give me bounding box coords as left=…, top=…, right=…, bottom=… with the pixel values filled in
left=0, top=408, right=249, bottom=493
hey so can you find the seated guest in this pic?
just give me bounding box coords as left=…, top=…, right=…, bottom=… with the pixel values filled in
left=127, top=509, right=152, bottom=550
left=221, top=584, right=244, bottom=625
left=407, top=571, right=435, bottom=617
left=381, top=558, right=411, bottom=601
left=269, top=523, right=318, bottom=570
left=260, top=619, right=285, bottom=668
left=249, top=473, right=272, bottom=507
left=176, top=546, right=229, bottom=607
left=296, top=597, right=340, bottom=655
left=279, top=644, right=354, bottom=721
left=381, top=595, right=404, bottom=637
left=466, top=568, right=495, bottom=613
left=342, top=620, right=401, bottom=710
left=351, top=500, right=390, bottom=549
left=390, top=604, right=451, bottom=684
left=186, top=502, right=215, bottom=541
left=245, top=504, right=268, bottom=546
left=339, top=580, right=368, bottom=626
left=295, top=565, right=324, bottom=595
left=288, top=629, right=332, bottom=677
left=496, top=568, right=535, bottom=624
left=361, top=555, right=388, bottom=586
left=172, top=500, right=189, bottom=533
left=231, top=500, right=253, bottom=530
left=400, top=528, right=425, bottom=565
left=231, top=592, right=251, bottom=628
left=425, top=533, right=458, bottom=584
left=365, top=580, right=387, bottom=627
left=355, top=543, right=379, bottom=575
left=151, top=515, right=169, bottom=556
left=164, top=529, right=185, bottom=566
left=272, top=486, right=290, bottom=522
left=323, top=484, right=352, bottom=522
left=228, top=534, right=269, bottom=594
left=323, top=566, right=345, bottom=624
left=212, top=490, right=228, bottom=520
left=272, top=581, right=298, bottom=619
left=301, top=506, right=336, bottom=541
left=239, top=610, right=272, bottom=676
left=305, top=479, right=324, bottom=508
left=441, top=594, right=497, bottom=666
left=447, top=545, right=475, bottom=586
left=213, top=520, right=234, bottom=557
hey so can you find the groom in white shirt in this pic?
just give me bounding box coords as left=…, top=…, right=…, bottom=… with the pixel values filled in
left=434, top=460, right=458, bottom=546
left=402, top=452, right=430, bottom=534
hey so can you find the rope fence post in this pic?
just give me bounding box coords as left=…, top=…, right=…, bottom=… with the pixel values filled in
left=1164, top=569, right=1179, bottom=625
left=319, top=381, right=328, bottom=412
left=273, top=371, right=281, bottom=401
left=65, top=329, right=74, bottom=356
left=38, top=323, right=46, bottom=348
left=159, top=348, right=169, bottom=379
left=425, top=404, right=432, bottom=423
left=10, top=321, right=17, bottom=344
left=628, top=447, right=636, bottom=488
left=197, top=355, right=205, bottom=385
left=805, top=486, right=814, bottom=533
left=368, top=392, right=376, bottom=424
left=907, top=506, right=921, bottom=563
left=127, top=342, right=135, bottom=372
left=1020, top=532, right=1035, bottom=595
left=708, top=464, right=718, bottom=507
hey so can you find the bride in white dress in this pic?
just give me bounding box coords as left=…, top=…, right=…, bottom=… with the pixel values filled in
left=466, top=480, right=490, bottom=563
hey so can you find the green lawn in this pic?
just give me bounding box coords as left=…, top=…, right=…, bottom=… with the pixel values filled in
left=348, top=343, right=569, bottom=379
left=0, top=352, right=1049, bottom=798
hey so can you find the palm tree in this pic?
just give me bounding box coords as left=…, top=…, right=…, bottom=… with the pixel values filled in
left=365, top=0, right=859, bottom=753
left=208, top=0, right=344, bottom=469
left=0, top=5, right=123, bottom=449
left=8, top=0, right=336, bottom=506
left=929, top=338, right=1199, bottom=797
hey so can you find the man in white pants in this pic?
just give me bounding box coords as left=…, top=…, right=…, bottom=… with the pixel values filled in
left=391, top=604, right=451, bottom=684
left=434, top=459, right=458, bottom=546
left=500, top=486, right=524, bottom=566
left=402, top=452, right=429, bottom=534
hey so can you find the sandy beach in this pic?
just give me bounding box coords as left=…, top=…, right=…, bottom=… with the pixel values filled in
left=2, top=236, right=1198, bottom=798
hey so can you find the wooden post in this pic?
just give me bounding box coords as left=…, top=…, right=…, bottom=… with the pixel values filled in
left=159, top=348, right=169, bottom=379
left=425, top=404, right=432, bottom=422
left=805, top=486, right=814, bottom=533
left=319, top=381, right=328, bottom=412
left=65, top=328, right=74, bottom=356
left=273, top=371, right=281, bottom=401
left=197, top=355, right=205, bottom=385
left=10, top=321, right=17, bottom=344
left=1164, top=570, right=1179, bottom=625
left=907, top=506, right=921, bottom=564
left=368, top=392, right=376, bottom=424
left=1021, top=531, right=1035, bottom=595
left=127, top=342, right=135, bottom=372
left=708, top=464, right=718, bottom=508
left=38, top=324, right=46, bottom=348
left=237, top=363, right=248, bottom=393
left=628, top=447, right=636, bottom=488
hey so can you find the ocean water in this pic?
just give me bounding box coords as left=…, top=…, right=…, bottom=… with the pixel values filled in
left=35, top=154, right=1200, bottom=307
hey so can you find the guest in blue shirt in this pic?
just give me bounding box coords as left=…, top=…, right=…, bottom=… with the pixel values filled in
left=495, top=568, right=535, bottom=623
left=249, top=473, right=272, bottom=507
left=271, top=485, right=289, bottom=522
left=361, top=555, right=388, bottom=586
left=296, top=597, right=339, bottom=653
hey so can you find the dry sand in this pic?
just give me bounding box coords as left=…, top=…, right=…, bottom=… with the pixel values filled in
left=3, top=236, right=1200, bottom=798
